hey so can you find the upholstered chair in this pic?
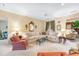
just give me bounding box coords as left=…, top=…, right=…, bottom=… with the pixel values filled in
left=10, top=36, right=28, bottom=50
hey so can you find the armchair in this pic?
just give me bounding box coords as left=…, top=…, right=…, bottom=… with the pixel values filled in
left=10, top=37, right=28, bottom=50
left=66, top=33, right=77, bottom=40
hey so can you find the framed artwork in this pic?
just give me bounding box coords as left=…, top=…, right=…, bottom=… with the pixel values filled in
left=35, top=25, right=37, bottom=28
left=29, top=21, right=35, bottom=32
left=57, top=25, right=61, bottom=30
left=25, top=24, right=27, bottom=30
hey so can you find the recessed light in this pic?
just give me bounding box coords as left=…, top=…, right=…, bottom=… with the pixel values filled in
left=61, top=3, right=64, bottom=6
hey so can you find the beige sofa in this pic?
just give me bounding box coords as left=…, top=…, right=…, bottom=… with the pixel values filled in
left=66, top=33, right=77, bottom=40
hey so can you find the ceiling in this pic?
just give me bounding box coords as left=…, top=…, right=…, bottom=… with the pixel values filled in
left=0, top=3, right=79, bottom=20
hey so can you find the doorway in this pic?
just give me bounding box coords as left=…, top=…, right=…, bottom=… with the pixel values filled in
left=0, top=20, right=8, bottom=40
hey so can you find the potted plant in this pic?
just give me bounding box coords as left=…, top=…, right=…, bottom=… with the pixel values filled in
left=72, top=20, right=79, bottom=34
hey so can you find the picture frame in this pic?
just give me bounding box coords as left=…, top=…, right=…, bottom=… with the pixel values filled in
left=57, top=25, right=61, bottom=30
left=25, top=24, right=27, bottom=30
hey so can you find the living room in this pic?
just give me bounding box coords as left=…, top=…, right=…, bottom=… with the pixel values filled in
left=0, top=3, right=79, bottom=56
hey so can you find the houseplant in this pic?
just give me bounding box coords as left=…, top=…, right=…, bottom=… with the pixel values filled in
left=73, top=20, right=79, bottom=34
